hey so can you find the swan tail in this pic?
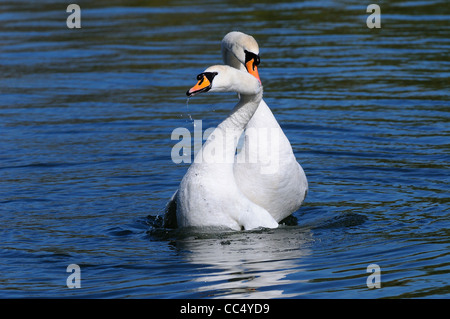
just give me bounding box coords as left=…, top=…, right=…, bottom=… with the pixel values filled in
left=163, top=190, right=178, bottom=229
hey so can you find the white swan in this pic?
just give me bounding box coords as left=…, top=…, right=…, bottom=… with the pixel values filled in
left=221, top=31, right=308, bottom=222
left=175, top=65, right=278, bottom=231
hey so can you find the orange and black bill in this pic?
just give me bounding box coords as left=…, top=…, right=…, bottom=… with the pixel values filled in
left=186, top=72, right=218, bottom=97
left=244, top=50, right=261, bottom=83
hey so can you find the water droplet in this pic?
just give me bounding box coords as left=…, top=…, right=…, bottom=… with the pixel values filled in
left=186, top=98, right=194, bottom=123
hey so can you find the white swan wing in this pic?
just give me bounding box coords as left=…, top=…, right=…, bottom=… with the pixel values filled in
left=235, top=99, right=308, bottom=222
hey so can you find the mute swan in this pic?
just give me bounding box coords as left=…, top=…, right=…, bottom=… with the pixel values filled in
left=221, top=31, right=308, bottom=222
left=175, top=65, right=278, bottom=231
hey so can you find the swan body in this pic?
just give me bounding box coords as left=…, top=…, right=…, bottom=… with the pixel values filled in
left=163, top=32, right=308, bottom=230
left=175, top=65, right=278, bottom=231
left=221, top=31, right=308, bottom=222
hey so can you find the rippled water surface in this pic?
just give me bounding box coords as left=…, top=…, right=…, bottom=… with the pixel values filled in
left=1, top=0, right=449, bottom=298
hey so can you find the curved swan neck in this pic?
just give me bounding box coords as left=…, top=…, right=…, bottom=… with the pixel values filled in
left=193, top=65, right=263, bottom=161
left=199, top=90, right=262, bottom=164
left=220, top=91, right=263, bottom=131
left=222, top=44, right=245, bottom=71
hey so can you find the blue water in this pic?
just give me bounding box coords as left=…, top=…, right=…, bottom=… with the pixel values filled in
left=0, top=0, right=449, bottom=298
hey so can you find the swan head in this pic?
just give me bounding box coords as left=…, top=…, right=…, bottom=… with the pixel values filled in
left=186, top=65, right=262, bottom=97
left=221, top=31, right=261, bottom=83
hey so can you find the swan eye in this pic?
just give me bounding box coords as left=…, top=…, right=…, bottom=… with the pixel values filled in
left=244, top=50, right=260, bottom=66
left=204, top=71, right=218, bottom=83
left=254, top=55, right=260, bottom=66
left=197, top=74, right=205, bottom=85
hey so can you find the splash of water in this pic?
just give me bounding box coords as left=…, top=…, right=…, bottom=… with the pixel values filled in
left=186, top=98, right=196, bottom=128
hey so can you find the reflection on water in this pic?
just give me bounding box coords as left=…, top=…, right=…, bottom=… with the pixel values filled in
left=172, top=227, right=313, bottom=298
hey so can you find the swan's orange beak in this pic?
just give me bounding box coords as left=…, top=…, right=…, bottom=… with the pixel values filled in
left=187, top=74, right=211, bottom=97
left=245, top=59, right=261, bottom=84
left=186, top=72, right=218, bottom=97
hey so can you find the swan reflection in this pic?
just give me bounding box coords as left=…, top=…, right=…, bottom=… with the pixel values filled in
left=172, top=226, right=313, bottom=298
